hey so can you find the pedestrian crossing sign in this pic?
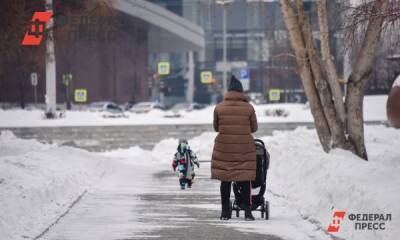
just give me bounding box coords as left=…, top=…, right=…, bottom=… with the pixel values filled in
left=74, top=89, right=87, bottom=103
left=157, top=62, right=170, bottom=76
left=201, top=71, right=213, bottom=84
left=269, top=89, right=281, bottom=101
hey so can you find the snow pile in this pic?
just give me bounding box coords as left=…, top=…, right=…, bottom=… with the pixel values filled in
left=0, top=131, right=107, bottom=240
left=261, top=126, right=400, bottom=240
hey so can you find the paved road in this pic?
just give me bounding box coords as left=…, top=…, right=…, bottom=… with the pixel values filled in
left=40, top=161, right=327, bottom=240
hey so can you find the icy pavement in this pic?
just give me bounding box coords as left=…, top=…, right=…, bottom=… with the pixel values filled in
left=39, top=159, right=330, bottom=240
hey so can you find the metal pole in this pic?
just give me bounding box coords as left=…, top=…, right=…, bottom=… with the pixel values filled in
left=45, top=0, right=56, bottom=117
left=34, top=85, right=37, bottom=104
left=222, top=4, right=228, bottom=94
left=186, top=51, right=195, bottom=104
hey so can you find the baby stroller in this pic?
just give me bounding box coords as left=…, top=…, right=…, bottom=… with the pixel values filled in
left=231, top=139, right=270, bottom=220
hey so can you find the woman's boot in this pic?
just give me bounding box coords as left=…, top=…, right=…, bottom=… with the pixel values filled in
left=244, top=205, right=255, bottom=221
left=220, top=203, right=231, bottom=220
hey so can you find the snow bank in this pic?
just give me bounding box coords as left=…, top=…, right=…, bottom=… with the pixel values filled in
left=260, top=126, right=400, bottom=240
left=0, top=95, right=387, bottom=127
left=0, top=131, right=107, bottom=240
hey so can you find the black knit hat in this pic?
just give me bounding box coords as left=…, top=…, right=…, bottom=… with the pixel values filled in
left=228, top=75, right=243, bottom=93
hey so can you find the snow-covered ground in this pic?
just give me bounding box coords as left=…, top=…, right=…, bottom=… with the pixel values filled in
left=0, top=131, right=167, bottom=240
left=0, top=132, right=109, bottom=240
left=262, top=126, right=400, bottom=240
left=1, top=123, right=399, bottom=240
left=0, top=95, right=387, bottom=127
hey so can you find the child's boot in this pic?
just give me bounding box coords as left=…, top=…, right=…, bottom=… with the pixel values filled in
left=179, top=178, right=186, bottom=190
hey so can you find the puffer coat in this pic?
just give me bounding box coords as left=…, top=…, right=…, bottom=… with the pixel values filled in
left=211, top=91, right=258, bottom=181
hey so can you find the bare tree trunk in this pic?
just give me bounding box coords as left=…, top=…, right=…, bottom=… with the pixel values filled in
left=279, top=0, right=389, bottom=160
left=345, top=0, right=388, bottom=160
left=279, top=0, right=332, bottom=152
left=294, top=0, right=348, bottom=149
left=317, top=0, right=346, bottom=127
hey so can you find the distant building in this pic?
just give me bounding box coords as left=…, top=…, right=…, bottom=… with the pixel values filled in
left=176, top=0, right=392, bottom=103
left=0, top=0, right=203, bottom=106
left=179, top=0, right=329, bottom=103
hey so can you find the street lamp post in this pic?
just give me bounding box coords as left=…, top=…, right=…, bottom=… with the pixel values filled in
left=217, top=0, right=233, bottom=94
left=222, top=3, right=228, bottom=94
left=45, top=0, right=57, bottom=118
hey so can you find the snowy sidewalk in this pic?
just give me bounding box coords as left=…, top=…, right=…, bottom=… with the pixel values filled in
left=39, top=159, right=330, bottom=240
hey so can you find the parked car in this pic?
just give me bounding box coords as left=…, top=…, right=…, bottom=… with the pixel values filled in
left=164, top=102, right=206, bottom=118
left=122, top=101, right=136, bottom=111
left=129, top=102, right=165, bottom=114
left=88, top=101, right=114, bottom=112
left=247, top=92, right=266, bottom=105
left=171, top=102, right=205, bottom=112
left=88, top=101, right=127, bottom=118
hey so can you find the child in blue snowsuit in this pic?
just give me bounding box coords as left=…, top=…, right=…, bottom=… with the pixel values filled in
left=172, top=139, right=200, bottom=190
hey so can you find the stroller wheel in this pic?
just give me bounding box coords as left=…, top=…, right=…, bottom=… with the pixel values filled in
left=260, top=202, right=265, bottom=218
left=265, top=201, right=270, bottom=220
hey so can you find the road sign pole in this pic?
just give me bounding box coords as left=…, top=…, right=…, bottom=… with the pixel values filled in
left=63, top=73, right=72, bottom=110
left=34, top=85, right=37, bottom=104
left=66, top=84, right=71, bottom=110
left=31, top=72, right=38, bottom=104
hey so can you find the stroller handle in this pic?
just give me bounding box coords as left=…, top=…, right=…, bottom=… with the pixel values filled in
left=254, top=139, right=265, bottom=147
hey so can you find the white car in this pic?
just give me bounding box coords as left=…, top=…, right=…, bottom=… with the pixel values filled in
left=87, top=101, right=127, bottom=118
left=88, top=102, right=114, bottom=112
left=129, top=102, right=165, bottom=114
left=247, top=92, right=266, bottom=105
